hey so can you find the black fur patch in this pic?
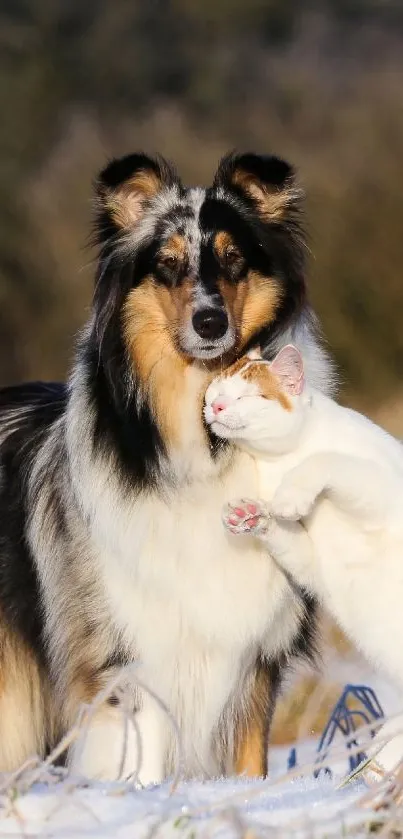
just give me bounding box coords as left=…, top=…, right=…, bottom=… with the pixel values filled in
left=272, top=587, right=319, bottom=683
left=0, top=383, right=67, bottom=662
left=291, top=591, right=318, bottom=665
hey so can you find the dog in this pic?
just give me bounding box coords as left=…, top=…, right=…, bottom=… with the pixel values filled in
left=0, top=152, right=333, bottom=782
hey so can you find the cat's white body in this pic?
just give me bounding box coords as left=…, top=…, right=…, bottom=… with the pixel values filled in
left=204, top=350, right=403, bottom=773
left=248, top=392, right=403, bottom=677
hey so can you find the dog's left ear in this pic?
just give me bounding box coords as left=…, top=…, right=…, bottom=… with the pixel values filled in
left=213, top=152, right=303, bottom=221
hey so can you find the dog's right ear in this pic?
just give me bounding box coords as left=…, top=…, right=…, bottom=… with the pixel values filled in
left=95, top=153, right=180, bottom=235
left=213, top=152, right=302, bottom=223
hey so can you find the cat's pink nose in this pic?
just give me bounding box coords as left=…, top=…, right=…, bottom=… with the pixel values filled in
left=212, top=399, right=227, bottom=415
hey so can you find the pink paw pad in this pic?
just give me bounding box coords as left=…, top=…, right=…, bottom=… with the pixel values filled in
left=222, top=499, right=269, bottom=535
left=233, top=503, right=258, bottom=518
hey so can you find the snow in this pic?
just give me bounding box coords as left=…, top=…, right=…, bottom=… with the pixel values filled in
left=0, top=769, right=369, bottom=839
left=0, top=665, right=400, bottom=838
left=0, top=739, right=389, bottom=839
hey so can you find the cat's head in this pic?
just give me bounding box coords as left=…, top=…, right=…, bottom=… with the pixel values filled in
left=204, top=344, right=308, bottom=453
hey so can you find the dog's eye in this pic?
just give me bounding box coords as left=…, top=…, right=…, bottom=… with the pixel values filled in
left=225, top=249, right=241, bottom=266
left=161, top=255, right=178, bottom=270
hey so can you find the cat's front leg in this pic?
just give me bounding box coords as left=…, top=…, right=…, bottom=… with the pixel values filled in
left=272, top=452, right=396, bottom=523
left=223, top=499, right=317, bottom=591
left=271, top=454, right=333, bottom=521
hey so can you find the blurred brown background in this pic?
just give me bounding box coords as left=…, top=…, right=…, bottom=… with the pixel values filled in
left=1, top=0, right=402, bottom=747
left=1, top=0, right=403, bottom=419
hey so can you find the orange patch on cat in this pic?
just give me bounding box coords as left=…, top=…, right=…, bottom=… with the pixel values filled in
left=222, top=357, right=292, bottom=411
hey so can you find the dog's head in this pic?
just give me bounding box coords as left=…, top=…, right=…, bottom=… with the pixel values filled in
left=83, top=152, right=308, bottom=481
left=93, top=151, right=306, bottom=373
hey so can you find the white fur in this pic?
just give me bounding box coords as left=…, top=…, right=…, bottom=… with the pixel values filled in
left=70, top=699, right=168, bottom=785
left=55, top=346, right=321, bottom=781
left=205, top=355, right=403, bottom=774
left=71, top=451, right=302, bottom=778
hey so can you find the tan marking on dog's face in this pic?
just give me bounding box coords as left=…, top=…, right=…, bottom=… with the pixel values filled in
left=214, top=231, right=241, bottom=263
left=106, top=169, right=162, bottom=229
left=217, top=270, right=282, bottom=353
left=141, top=276, right=195, bottom=349
left=158, top=233, right=187, bottom=265
left=124, top=279, right=214, bottom=446
left=240, top=271, right=282, bottom=346
left=123, top=279, right=186, bottom=443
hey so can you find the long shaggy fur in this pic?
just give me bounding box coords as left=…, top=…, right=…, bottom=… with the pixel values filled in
left=0, top=151, right=333, bottom=780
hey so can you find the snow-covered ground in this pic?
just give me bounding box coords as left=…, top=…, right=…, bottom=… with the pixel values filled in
left=0, top=752, right=375, bottom=839
left=0, top=666, right=401, bottom=838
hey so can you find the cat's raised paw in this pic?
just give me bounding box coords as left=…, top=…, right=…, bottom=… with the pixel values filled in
left=222, top=498, right=270, bottom=535
left=271, top=483, right=316, bottom=521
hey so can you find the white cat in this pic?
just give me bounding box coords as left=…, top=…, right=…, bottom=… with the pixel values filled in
left=204, top=345, right=403, bottom=778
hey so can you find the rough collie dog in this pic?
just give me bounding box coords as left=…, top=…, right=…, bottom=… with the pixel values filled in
left=0, top=152, right=333, bottom=783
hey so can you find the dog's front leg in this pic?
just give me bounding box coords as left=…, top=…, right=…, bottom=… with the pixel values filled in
left=68, top=694, right=168, bottom=786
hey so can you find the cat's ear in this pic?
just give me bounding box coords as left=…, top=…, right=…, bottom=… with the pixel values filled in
left=270, top=345, right=305, bottom=395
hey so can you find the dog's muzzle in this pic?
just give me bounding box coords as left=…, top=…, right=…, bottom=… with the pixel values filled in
left=192, top=307, right=229, bottom=341
left=179, top=302, right=235, bottom=360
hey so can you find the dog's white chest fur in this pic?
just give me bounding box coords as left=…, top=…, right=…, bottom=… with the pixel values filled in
left=97, top=449, right=298, bottom=775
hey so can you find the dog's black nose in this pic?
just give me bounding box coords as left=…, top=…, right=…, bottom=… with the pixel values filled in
left=192, top=308, right=229, bottom=341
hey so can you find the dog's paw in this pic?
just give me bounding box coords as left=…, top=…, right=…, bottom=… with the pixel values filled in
left=271, top=482, right=317, bottom=521
left=222, top=498, right=270, bottom=535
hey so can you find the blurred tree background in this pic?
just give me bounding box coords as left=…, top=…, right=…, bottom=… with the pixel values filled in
left=1, top=0, right=403, bottom=419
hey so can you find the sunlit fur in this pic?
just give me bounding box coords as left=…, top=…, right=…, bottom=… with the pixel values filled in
left=0, top=152, right=333, bottom=780
left=206, top=346, right=403, bottom=778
